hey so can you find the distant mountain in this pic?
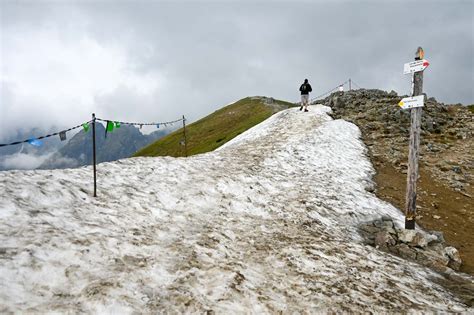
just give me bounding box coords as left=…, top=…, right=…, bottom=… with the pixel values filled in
left=0, top=127, right=65, bottom=157
left=39, top=123, right=169, bottom=169
left=0, top=128, right=66, bottom=171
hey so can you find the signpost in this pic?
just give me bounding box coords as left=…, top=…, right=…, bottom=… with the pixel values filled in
left=402, top=47, right=428, bottom=230
left=403, top=59, right=430, bottom=74
left=398, top=95, right=424, bottom=110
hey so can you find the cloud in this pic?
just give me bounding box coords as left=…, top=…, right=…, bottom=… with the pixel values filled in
left=0, top=152, right=53, bottom=170
left=1, top=12, right=164, bottom=140
left=0, top=151, right=80, bottom=171
left=1, top=0, right=473, bottom=143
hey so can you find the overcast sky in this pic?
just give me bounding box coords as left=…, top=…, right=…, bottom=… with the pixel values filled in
left=1, top=0, right=473, bottom=142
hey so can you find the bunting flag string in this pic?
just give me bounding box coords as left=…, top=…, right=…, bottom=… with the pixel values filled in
left=95, top=117, right=184, bottom=128
left=28, top=139, right=43, bottom=147
left=0, top=120, right=92, bottom=148
left=1, top=115, right=184, bottom=148
left=82, top=122, right=90, bottom=132
left=105, top=121, right=115, bottom=138
left=59, top=131, right=67, bottom=141
left=95, top=117, right=183, bottom=138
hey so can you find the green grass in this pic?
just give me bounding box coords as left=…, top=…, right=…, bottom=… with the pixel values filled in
left=134, top=97, right=295, bottom=157
left=468, top=105, right=474, bottom=113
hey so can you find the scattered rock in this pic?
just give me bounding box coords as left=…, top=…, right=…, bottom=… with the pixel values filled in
left=417, top=250, right=450, bottom=272
left=410, top=232, right=429, bottom=248
left=321, top=89, right=473, bottom=194
left=452, top=166, right=462, bottom=174
left=365, top=184, right=376, bottom=193
left=358, top=218, right=463, bottom=272
left=444, top=247, right=462, bottom=270
left=375, top=231, right=396, bottom=249
left=360, top=225, right=380, bottom=235
left=394, top=243, right=417, bottom=260
left=398, top=229, right=417, bottom=243
left=430, top=231, right=445, bottom=243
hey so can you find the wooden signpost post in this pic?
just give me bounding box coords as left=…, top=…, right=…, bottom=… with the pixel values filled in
left=403, top=47, right=429, bottom=229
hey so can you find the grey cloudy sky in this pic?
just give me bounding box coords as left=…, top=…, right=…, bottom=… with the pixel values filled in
left=1, top=0, right=473, bottom=142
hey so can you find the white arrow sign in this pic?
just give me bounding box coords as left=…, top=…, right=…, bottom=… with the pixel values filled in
left=398, top=95, right=424, bottom=109
left=404, top=59, right=430, bottom=74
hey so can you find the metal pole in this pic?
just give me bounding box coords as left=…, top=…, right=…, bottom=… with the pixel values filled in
left=349, top=78, right=352, bottom=91
left=92, top=113, right=97, bottom=197
left=182, top=115, right=188, bottom=157
left=405, top=47, right=424, bottom=229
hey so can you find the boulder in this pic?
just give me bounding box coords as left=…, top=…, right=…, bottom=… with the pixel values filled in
left=425, top=233, right=439, bottom=245
left=374, top=231, right=396, bottom=249
left=360, top=225, right=380, bottom=234
left=383, top=220, right=394, bottom=229
left=398, top=229, right=417, bottom=243
left=373, top=219, right=385, bottom=228
left=452, top=166, right=462, bottom=174
left=410, top=232, right=429, bottom=248
left=332, top=96, right=345, bottom=109
left=382, top=225, right=397, bottom=235
left=416, top=250, right=450, bottom=272
left=394, top=244, right=417, bottom=260
left=444, top=247, right=462, bottom=270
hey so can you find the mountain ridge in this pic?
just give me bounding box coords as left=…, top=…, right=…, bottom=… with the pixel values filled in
left=134, top=96, right=296, bottom=158
left=1, top=105, right=472, bottom=312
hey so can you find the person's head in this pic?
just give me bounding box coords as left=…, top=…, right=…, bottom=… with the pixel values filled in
left=304, top=79, right=308, bottom=84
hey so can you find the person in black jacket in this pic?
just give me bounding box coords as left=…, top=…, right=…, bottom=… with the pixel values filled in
left=299, top=79, right=312, bottom=112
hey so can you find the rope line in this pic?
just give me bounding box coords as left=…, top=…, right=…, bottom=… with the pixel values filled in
left=351, top=80, right=362, bottom=89
left=309, top=80, right=349, bottom=102
left=0, top=121, right=92, bottom=148
left=95, top=117, right=184, bottom=126
left=1, top=116, right=185, bottom=148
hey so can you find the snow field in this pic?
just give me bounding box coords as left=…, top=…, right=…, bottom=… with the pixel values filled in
left=0, top=105, right=471, bottom=313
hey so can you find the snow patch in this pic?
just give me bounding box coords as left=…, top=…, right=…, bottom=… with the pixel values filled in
left=0, top=105, right=471, bottom=313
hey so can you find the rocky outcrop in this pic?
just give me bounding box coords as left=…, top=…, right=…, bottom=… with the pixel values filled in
left=316, top=89, right=473, bottom=194
left=359, top=217, right=462, bottom=272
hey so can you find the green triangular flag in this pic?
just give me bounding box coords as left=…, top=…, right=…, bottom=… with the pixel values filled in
left=82, top=123, right=90, bottom=132
left=114, top=121, right=120, bottom=128
left=106, top=121, right=114, bottom=132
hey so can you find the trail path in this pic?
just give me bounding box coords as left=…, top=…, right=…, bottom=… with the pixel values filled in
left=0, top=105, right=471, bottom=313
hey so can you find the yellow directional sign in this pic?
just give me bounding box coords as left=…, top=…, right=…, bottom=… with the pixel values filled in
left=398, top=95, right=424, bottom=110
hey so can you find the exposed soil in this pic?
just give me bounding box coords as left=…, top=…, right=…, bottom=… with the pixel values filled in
left=373, top=158, right=474, bottom=275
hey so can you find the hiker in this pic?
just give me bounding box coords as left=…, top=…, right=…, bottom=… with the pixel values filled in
left=299, top=79, right=312, bottom=112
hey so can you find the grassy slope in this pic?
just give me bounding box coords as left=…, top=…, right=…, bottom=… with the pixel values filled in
left=134, top=97, right=295, bottom=157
